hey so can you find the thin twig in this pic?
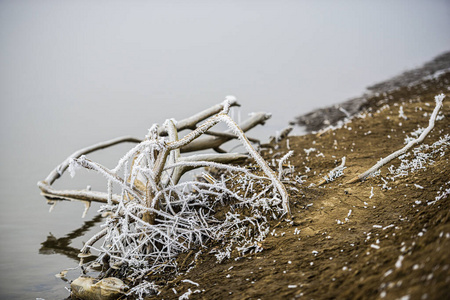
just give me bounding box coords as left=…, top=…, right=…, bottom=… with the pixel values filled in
left=347, top=94, right=445, bottom=183
left=40, top=136, right=141, bottom=186
left=38, top=182, right=121, bottom=203
left=180, top=112, right=271, bottom=153
left=318, top=156, right=346, bottom=186
left=158, top=96, right=239, bottom=135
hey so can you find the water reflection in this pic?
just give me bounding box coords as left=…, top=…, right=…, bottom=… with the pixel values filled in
left=39, top=209, right=103, bottom=262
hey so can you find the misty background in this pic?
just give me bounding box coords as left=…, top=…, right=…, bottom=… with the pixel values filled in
left=0, top=0, right=449, bottom=299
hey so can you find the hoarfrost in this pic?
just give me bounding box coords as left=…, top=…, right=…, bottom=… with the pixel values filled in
left=322, top=157, right=346, bottom=183
left=66, top=99, right=293, bottom=298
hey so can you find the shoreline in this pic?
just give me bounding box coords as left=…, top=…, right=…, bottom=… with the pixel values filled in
left=292, top=51, right=450, bottom=133
left=154, top=64, right=449, bottom=300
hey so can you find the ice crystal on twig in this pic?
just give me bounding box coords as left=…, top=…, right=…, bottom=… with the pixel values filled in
left=318, top=157, right=346, bottom=186
left=323, top=157, right=346, bottom=183
left=387, top=134, right=449, bottom=179
left=347, top=94, right=446, bottom=183
left=39, top=98, right=292, bottom=299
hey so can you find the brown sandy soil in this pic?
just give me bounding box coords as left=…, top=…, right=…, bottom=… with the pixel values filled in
left=150, top=73, right=450, bottom=300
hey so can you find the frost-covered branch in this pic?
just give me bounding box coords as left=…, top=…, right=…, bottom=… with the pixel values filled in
left=318, top=156, right=346, bottom=186
left=157, top=96, right=239, bottom=135
left=164, top=153, right=248, bottom=186
left=39, top=98, right=294, bottom=300
left=37, top=182, right=121, bottom=203
left=40, top=136, right=141, bottom=186
left=179, top=112, right=271, bottom=153
left=72, top=156, right=145, bottom=202
left=216, top=114, right=291, bottom=218
left=347, top=94, right=445, bottom=183
left=36, top=103, right=263, bottom=203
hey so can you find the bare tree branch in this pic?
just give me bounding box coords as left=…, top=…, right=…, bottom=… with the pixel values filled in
left=166, top=153, right=249, bottom=185
left=38, top=181, right=120, bottom=204
left=158, top=97, right=239, bottom=135
left=40, top=136, right=141, bottom=186
left=180, top=112, right=271, bottom=153
left=347, top=94, right=445, bottom=183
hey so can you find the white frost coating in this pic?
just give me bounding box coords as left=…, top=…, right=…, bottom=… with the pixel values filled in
left=68, top=158, right=81, bottom=178
left=179, top=289, right=192, bottom=300
left=278, top=151, right=294, bottom=180
left=225, top=95, right=237, bottom=103
left=126, top=281, right=159, bottom=299
left=404, top=127, right=425, bottom=145
left=427, top=181, right=450, bottom=205
left=57, top=99, right=293, bottom=299
left=221, top=98, right=231, bottom=114
left=163, top=160, right=255, bottom=178
left=398, top=106, right=407, bottom=120
left=388, top=134, right=449, bottom=179
left=182, top=279, right=199, bottom=287
left=113, top=139, right=157, bottom=174
left=384, top=269, right=393, bottom=277
left=216, top=113, right=291, bottom=218
left=395, top=255, right=404, bottom=269
left=322, top=156, right=346, bottom=183
left=304, top=148, right=316, bottom=155
left=73, top=156, right=144, bottom=202
left=168, top=113, right=221, bottom=150
left=349, top=94, right=446, bottom=182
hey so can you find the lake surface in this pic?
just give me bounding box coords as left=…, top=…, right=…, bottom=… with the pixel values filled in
left=1, top=1, right=449, bottom=298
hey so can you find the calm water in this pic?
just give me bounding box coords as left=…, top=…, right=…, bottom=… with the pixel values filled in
left=1, top=1, right=449, bottom=298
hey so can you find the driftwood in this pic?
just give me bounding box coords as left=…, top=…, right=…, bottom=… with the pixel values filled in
left=179, top=112, right=271, bottom=153
left=39, top=98, right=294, bottom=299
left=157, top=96, right=239, bottom=135
left=38, top=100, right=274, bottom=206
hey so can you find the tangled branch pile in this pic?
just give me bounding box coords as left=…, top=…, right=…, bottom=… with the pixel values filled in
left=38, top=98, right=293, bottom=299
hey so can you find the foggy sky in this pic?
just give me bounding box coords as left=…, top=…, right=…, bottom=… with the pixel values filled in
left=1, top=0, right=449, bottom=142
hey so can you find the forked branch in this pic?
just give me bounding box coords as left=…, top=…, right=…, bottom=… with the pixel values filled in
left=39, top=98, right=295, bottom=299
left=37, top=99, right=290, bottom=219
